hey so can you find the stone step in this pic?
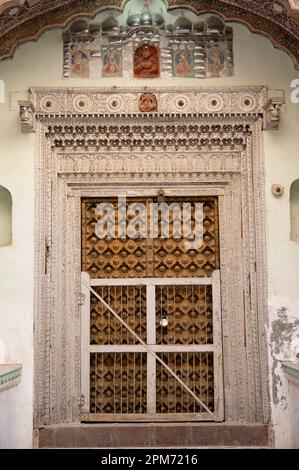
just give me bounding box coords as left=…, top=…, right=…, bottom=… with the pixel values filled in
left=38, top=423, right=269, bottom=448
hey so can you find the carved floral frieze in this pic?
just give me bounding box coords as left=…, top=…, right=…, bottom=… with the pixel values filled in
left=46, top=122, right=250, bottom=152
left=20, top=87, right=282, bottom=134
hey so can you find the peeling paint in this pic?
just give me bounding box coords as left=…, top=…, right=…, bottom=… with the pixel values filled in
left=271, top=307, right=299, bottom=355
left=268, top=300, right=299, bottom=447
left=270, top=307, right=299, bottom=405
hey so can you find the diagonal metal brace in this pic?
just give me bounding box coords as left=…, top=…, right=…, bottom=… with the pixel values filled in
left=82, top=280, right=214, bottom=417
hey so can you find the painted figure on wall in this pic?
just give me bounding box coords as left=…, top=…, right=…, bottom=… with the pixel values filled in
left=173, top=49, right=194, bottom=77
left=134, top=44, right=160, bottom=78
left=102, top=47, right=122, bottom=77
left=70, top=43, right=90, bottom=78
left=206, top=43, right=226, bottom=78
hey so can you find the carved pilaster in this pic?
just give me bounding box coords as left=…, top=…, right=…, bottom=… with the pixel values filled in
left=19, top=100, right=35, bottom=133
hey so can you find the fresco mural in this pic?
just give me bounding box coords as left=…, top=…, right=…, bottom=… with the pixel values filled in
left=63, top=5, right=234, bottom=80
left=69, top=43, right=90, bottom=78
left=102, top=46, right=122, bottom=77
left=206, top=42, right=232, bottom=78
left=173, top=47, right=194, bottom=78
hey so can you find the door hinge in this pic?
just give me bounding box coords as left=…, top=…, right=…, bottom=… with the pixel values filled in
left=78, top=393, right=85, bottom=408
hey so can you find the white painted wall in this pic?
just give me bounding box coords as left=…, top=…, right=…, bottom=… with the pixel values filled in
left=0, top=20, right=299, bottom=448
left=0, top=381, right=32, bottom=449
left=0, top=115, right=34, bottom=447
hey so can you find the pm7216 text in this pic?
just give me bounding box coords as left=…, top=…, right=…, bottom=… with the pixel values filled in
left=144, top=454, right=199, bottom=465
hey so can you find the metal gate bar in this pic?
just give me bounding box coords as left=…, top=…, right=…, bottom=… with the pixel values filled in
left=82, top=279, right=213, bottom=416
left=81, top=271, right=223, bottom=421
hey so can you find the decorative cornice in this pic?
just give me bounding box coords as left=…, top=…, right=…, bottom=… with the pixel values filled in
left=47, top=122, right=251, bottom=152
left=19, top=86, right=282, bottom=133
left=0, top=1, right=299, bottom=69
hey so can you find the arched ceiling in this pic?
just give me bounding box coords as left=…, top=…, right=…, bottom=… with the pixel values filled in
left=0, top=0, right=298, bottom=68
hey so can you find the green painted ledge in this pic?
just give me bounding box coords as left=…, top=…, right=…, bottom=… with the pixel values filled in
left=0, top=364, right=22, bottom=393
left=282, top=362, right=299, bottom=384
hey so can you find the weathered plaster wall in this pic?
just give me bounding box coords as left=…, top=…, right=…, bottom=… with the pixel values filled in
left=0, top=19, right=298, bottom=448
left=268, top=303, right=299, bottom=447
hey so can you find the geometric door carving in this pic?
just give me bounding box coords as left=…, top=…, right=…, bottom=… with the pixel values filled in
left=82, top=196, right=220, bottom=279
left=81, top=196, right=222, bottom=421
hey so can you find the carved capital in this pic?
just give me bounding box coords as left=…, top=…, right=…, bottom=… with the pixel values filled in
left=263, top=97, right=285, bottom=131
left=19, top=100, right=35, bottom=133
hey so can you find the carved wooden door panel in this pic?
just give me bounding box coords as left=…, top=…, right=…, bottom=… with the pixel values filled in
left=80, top=196, right=223, bottom=421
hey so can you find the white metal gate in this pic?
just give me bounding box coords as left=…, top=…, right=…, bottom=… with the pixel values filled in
left=80, top=271, right=223, bottom=421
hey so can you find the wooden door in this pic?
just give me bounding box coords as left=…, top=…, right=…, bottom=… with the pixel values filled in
left=80, top=196, right=223, bottom=421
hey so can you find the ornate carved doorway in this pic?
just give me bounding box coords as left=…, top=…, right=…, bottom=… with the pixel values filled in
left=80, top=196, right=223, bottom=421
left=27, top=86, right=270, bottom=428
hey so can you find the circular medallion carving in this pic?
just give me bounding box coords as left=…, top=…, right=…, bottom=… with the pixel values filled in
left=205, top=94, right=224, bottom=112
left=107, top=95, right=124, bottom=112
left=40, top=94, right=60, bottom=112
left=240, top=94, right=257, bottom=112
left=174, top=95, right=190, bottom=111
left=73, top=94, right=92, bottom=113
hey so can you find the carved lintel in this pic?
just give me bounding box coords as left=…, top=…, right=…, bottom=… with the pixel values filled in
left=19, top=100, right=35, bottom=133
left=262, top=97, right=285, bottom=131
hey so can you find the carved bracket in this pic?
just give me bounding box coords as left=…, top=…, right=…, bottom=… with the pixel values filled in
left=262, top=97, right=285, bottom=131
left=19, top=100, right=35, bottom=133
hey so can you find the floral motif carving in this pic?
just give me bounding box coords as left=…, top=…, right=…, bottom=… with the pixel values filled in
left=20, top=87, right=282, bottom=132
left=138, top=92, right=158, bottom=113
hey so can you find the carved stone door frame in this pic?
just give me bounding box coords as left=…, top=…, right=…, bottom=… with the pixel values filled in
left=25, top=86, right=273, bottom=428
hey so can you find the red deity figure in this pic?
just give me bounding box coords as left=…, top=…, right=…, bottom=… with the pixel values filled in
left=134, top=44, right=160, bottom=79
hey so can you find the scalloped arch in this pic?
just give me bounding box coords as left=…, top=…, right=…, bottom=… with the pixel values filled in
left=0, top=0, right=298, bottom=69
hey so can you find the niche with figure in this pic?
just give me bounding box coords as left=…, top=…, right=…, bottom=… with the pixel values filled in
left=63, top=9, right=233, bottom=80
left=0, top=185, right=12, bottom=246
left=134, top=44, right=160, bottom=78
left=290, top=179, right=299, bottom=242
